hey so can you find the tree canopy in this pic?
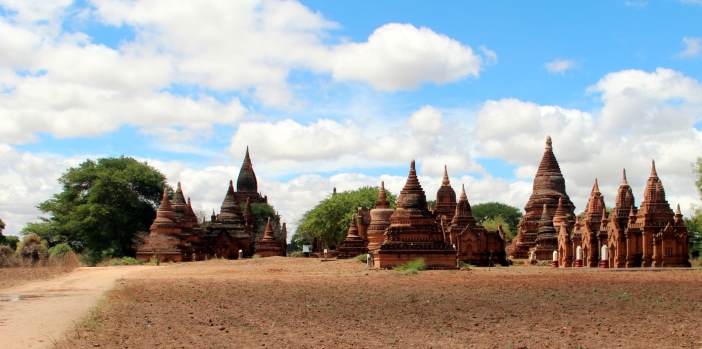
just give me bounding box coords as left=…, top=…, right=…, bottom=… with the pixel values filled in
left=471, top=202, right=523, bottom=233
left=294, top=186, right=397, bottom=249
left=23, top=156, right=168, bottom=260
left=688, top=158, right=702, bottom=259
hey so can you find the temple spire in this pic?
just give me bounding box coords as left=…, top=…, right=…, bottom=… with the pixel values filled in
left=261, top=217, right=276, bottom=241
left=650, top=159, right=658, bottom=177
left=622, top=168, right=628, bottom=185
left=442, top=165, right=450, bottom=186
left=676, top=203, right=681, bottom=215
left=346, top=214, right=360, bottom=239
left=546, top=135, right=552, bottom=150
left=460, top=184, right=467, bottom=201
left=376, top=181, right=389, bottom=209
left=592, top=178, right=600, bottom=194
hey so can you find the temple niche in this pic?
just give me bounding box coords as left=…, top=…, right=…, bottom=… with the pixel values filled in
left=137, top=147, right=287, bottom=262
left=373, top=161, right=457, bottom=269
left=510, top=136, right=576, bottom=260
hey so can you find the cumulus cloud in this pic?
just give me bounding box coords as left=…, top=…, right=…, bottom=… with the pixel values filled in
left=327, top=23, right=483, bottom=90
left=675, top=37, right=702, bottom=58
left=474, top=68, right=702, bottom=215
left=544, top=59, right=576, bottom=74
left=408, top=105, right=443, bottom=134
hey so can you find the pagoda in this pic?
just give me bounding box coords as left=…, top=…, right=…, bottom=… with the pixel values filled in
left=206, top=180, right=253, bottom=258
left=255, top=218, right=285, bottom=257
left=338, top=214, right=368, bottom=258
left=365, top=181, right=394, bottom=252
left=373, top=160, right=456, bottom=269
left=433, top=166, right=457, bottom=223
left=449, top=184, right=508, bottom=266
left=235, top=147, right=268, bottom=205
left=571, top=179, right=607, bottom=267
left=136, top=188, right=186, bottom=262
left=511, top=136, right=575, bottom=259
left=605, top=169, right=636, bottom=268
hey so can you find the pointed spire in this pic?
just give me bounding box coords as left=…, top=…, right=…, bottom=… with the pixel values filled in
left=545, top=135, right=552, bottom=150
left=172, top=181, right=186, bottom=205
left=460, top=184, right=467, bottom=201
left=375, top=181, right=390, bottom=209
left=262, top=217, right=276, bottom=241
left=346, top=213, right=360, bottom=240
left=159, top=188, right=172, bottom=212
left=151, top=188, right=176, bottom=227
left=629, top=205, right=636, bottom=217
left=592, top=178, right=600, bottom=193
left=676, top=203, right=681, bottom=215
left=397, top=160, right=427, bottom=209
left=622, top=168, right=628, bottom=185
left=442, top=165, right=450, bottom=186
left=237, top=146, right=258, bottom=193
left=540, top=204, right=549, bottom=220
left=602, top=206, right=608, bottom=219
left=554, top=197, right=565, bottom=218
left=650, top=159, right=658, bottom=177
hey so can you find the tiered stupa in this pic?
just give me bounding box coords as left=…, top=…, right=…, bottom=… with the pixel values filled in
left=236, top=147, right=268, bottom=205
left=255, top=217, right=285, bottom=257
left=338, top=214, right=368, bottom=258
left=207, top=181, right=253, bottom=258
left=605, top=169, right=636, bottom=268
left=366, top=181, right=394, bottom=251
left=572, top=179, right=607, bottom=267
left=373, top=161, right=456, bottom=269
left=625, top=161, right=690, bottom=267
left=511, top=136, right=575, bottom=259
left=449, top=185, right=509, bottom=266
left=532, top=204, right=558, bottom=260
left=137, top=188, right=187, bottom=262
left=434, top=166, right=457, bottom=223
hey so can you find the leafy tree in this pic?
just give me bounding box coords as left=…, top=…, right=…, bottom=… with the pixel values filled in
left=23, top=157, right=168, bottom=259
left=0, top=217, right=5, bottom=245
left=294, top=186, right=397, bottom=249
left=481, top=216, right=516, bottom=242
left=3, top=236, right=19, bottom=251
left=685, top=206, right=702, bottom=260
left=471, top=202, right=523, bottom=233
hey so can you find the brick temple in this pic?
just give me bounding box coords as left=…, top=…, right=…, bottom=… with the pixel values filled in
left=136, top=148, right=286, bottom=262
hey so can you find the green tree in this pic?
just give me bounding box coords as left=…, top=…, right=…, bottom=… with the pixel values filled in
left=23, top=157, right=168, bottom=260
left=294, top=186, right=397, bottom=249
left=481, top=216, right=517, bottom=242
left=685, top=206, right=702, bottom=259
left=471, top=202, right=523, bottom=231
left=0, top=217, right=5, bottom=244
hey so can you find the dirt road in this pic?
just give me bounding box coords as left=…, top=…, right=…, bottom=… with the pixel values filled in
left=0, top=266, right=157, bottom=349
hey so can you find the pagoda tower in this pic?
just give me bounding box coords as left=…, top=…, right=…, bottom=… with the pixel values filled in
left=366, top=181, right=394, bottom=252
left=434, top=166, right=457, bottom=223
left=511, top=136, right=575, bottom=259
left=255, top=218, right=285, bottom=257
left=605, top=169, right=636, bottom=268
left=532, top=204, right=558, bottom=260
left=573, top=179, right=607, bottom=267
left=627, top=160, right=690, bottom=267
left=207, top=181, right=253, bottom=258
left=235, top=147, right=268, bottom=205
left=338, top=214, right=368, bottom=258
left=373, top=160, right=456, bottom=269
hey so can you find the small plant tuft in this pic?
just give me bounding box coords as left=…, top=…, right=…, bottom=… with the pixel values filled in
left=351, top=254, right=368, bottom=261
left=393, top=258, right=427, bottom=274
left=252, top=254, right=262, bottom=259
left=290, top=251, right=305, bottom=258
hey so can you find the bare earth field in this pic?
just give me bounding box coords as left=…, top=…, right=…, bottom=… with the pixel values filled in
left=48, top=258, right=702, bottom=349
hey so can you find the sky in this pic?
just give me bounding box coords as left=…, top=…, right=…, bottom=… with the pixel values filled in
left=1, top=0, right=702, bottom=238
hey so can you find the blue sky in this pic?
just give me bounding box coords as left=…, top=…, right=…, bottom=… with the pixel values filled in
left=1, top=0, right=702, bottom=237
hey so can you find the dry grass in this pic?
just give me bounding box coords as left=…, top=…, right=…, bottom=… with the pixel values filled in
left=0, top=252, right=80, bottom=290
left=56, top=258, right=702, bottom=349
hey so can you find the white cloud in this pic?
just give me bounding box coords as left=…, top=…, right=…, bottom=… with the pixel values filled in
left=407, top=105, right=443, bottom=134
left=328, top=23, right=483, bottom=90
left=544, top=59, right=576, bottom=74
left=676, top=37, right=702, bottom=58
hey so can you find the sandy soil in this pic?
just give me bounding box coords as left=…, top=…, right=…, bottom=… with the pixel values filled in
left=54, top=258, right=702, bottom=349
left=0, top=265, right=157, bottom=349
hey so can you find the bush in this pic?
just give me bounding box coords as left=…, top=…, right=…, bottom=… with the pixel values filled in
left=0, top=245, right=19, bottom=268
left=17, top=234, right=49, bottom=266
left=110, top=257, right=141, bottom=266
left=457, top=261, right=475, bottom=269
left=290, top=251, right=305, bottom=258
left=48, top=243, right=80, bottom=269
left=393, top=258, right=427, bottom=274
left=252, top=254, right=262, bottom=259
left=50, top=243, right=73, bottom=259
left=351, top=253, right=368, bottom=261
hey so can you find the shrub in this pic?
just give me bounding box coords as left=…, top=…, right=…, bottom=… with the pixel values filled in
left=50, top=243, right=73, bottom=259
left=49, top=243, right=80, bottom=269
left=351, top=254, right=368, bottom=261
left=457, top=261, right=475, bottom=269
left=0, top=245, right=19, bottom=268
left=290, top=251, right=305, bottom=258
left=393, top=258, right=427, bottom=274
left=252, top=254, right=262, bottom=259
left=17, top=234, right=49, bottom=266
left=110, top=257, right=141, bottom=266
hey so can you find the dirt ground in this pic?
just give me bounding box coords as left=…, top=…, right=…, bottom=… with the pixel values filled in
left=0, top=266, right=157, bottom=348
left=49, top=258, right=702, bottom=349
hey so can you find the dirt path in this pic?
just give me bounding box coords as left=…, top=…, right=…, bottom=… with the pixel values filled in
left=0, top=265, right=158, bottom=349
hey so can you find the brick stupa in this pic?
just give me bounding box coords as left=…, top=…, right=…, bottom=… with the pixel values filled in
left=366, top=181, right=394, bottom=252
left=511, top=136, right=575, bottom=259
left=434, top=166, right=457, bottom=223
left=236, top=147, right=268, bottom=205
left=255, top=217, right=285, bottom=257
left=337, top=214, right=368, bottom=258
left=373, top=160, right=456, bottom=269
